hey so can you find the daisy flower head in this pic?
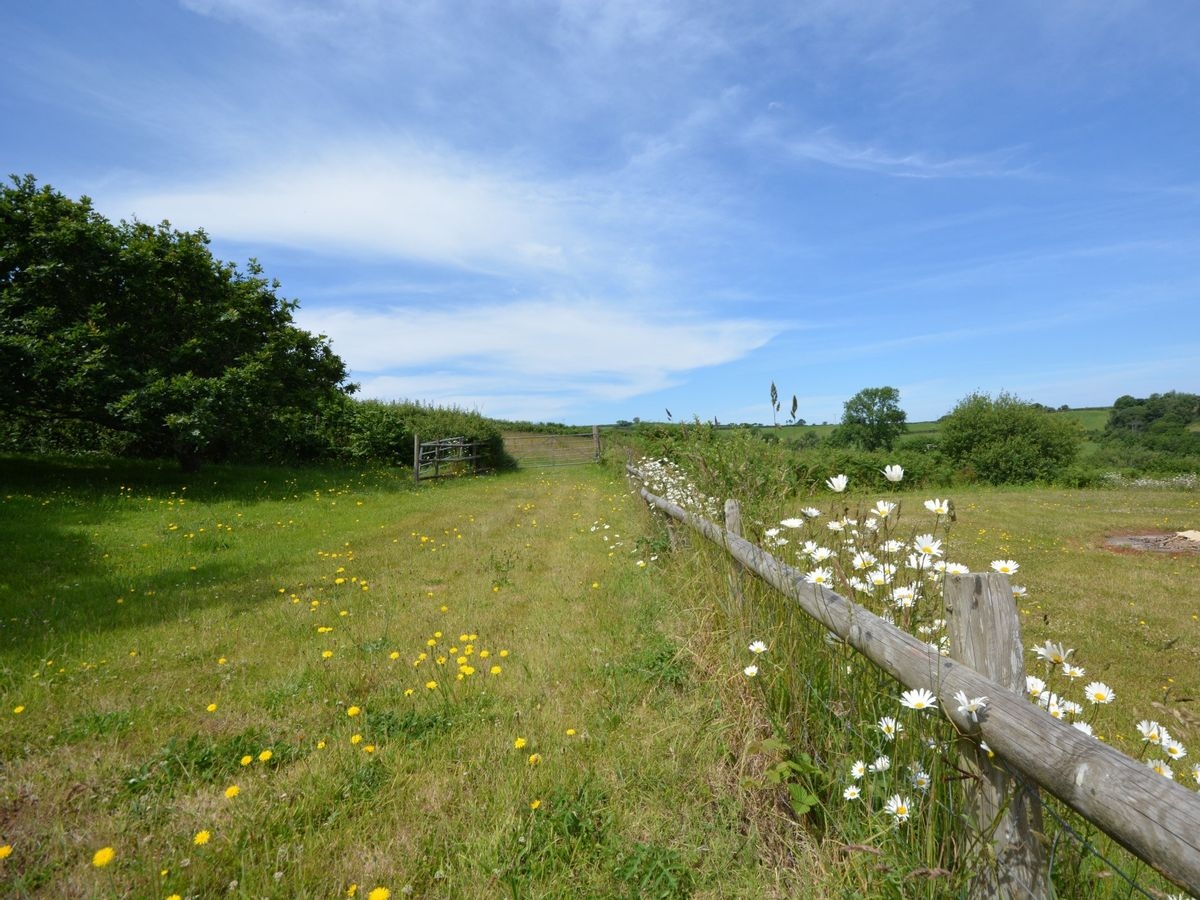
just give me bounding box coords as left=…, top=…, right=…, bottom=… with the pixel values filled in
left=1192, top=764, right=1200, bottom=787
left=868, top=755, right=892, bottom=773
left=1072, top=721, right=1095, bottom=737
left=1031, top=640, right=1072, bottom=666
left=910, top=769, right=931, bottom=791
left=954, top=690, right=988, bottom=722
left=882, top=464, right=905, bottom=483
left=1083, top=681, right=1116, bottom=705
left=924, top=498, right=951, bottom=515
left=1163, top=739, right=1187, bottom=761
left=802, top=507, right=822, bottom=518
left=748, top=640, right=768, bottom=655
left=849, top=760, right=867, bottom=780
left=900, top=687, right=938, bottom=711
left=877, top=716, right=903, bottom=740
left=1136, top=720, right=1164, bottom=744
left=1063, top=664, right=1086, bottom=680
left=945, top=562, right=970, bottom=575
left=884, top=794, right=912, bottom=824
left=872, top=500, right=897, bottom=519
left=843, top=784, right=862, bottom=800
left=779, top=517, right=805, bottom=529
left=743, top=664, right=758, bottom=678
left=1025, top=675, right=1046, bottom=699
left=826, top=474, right=848, bottom=493
left=1145, top=759, right=1174, bottom=779
left=912, top=535, right=943, bottom=558
left=990, top=559, right=1020, bottom=575
left=804, top=567, right=833, bottom=586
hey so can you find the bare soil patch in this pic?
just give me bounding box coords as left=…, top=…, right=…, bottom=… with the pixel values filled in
left=1104, top=530, right=1200, bottom=554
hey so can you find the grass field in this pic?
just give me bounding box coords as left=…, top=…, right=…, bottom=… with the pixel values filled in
left=768, top=406, right=1112, bottom=444
left=2, top=454, right=1197, bottom=897
left=0, top=457, right=811, bottom=898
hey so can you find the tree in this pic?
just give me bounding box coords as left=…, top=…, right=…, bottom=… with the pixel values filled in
left=830, top=386, right=907, bottom=451
left=939, top=392, right=1082, bottom=484
left=0, top=175, right=353, bottom=469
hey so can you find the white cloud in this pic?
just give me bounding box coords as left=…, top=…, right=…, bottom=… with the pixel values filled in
left=296, top=298, right=778, bottom=417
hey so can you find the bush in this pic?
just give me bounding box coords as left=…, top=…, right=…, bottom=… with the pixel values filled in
left=939, top=392, right=1082, bottom=485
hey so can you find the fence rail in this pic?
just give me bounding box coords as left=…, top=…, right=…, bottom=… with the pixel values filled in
left=502, top=428, right=601, bottom=468
left=413, top=435, right=482, bottom=484
left=628, top=463, right=1200, bottom=897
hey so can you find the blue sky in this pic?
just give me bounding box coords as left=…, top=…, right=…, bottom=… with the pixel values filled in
left=3, top=1, right=1198, bottom=425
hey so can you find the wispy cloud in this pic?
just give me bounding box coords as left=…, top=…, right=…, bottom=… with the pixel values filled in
left=295, top=298, right=779, bottom=420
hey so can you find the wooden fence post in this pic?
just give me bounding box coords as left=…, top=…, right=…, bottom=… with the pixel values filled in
left=592, top=424, right=600, bottom=461
left=723, top=499, right=745, bottom=610
left=413, top=433, right=420, bottom=486
left=944, top=573, right=1050, bottom=899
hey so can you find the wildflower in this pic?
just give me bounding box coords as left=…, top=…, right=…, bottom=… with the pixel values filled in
left=851, top=551, right=876, bottom=570
left=990, top=559, right=1019, bottom=575
left=92, top=846, right=115, bottom=867
left=868, top=755, right=891, bottom=773
left=1083, top=682, right=1116, bottom=704
left=979, top=740, right=995, bottom=758
left=878, top=716, right=903, bottom=740
left=347, top=706, right=361, bottom=717
left=1063, top=664, right=1085, bottom=679
left=12, top=706, right=25, bottom=714
left=513, top=737, right=527, bottom=750
left=912, top=534, right=942, bottom=557
left=239, top=755, right=253, bottom=766
left=350, top=734, right=362, bottom=744
left=1163, top=740, right=1187, bottom=761
left=425, top=680, right=437, bottom=690
left=1145, top=759, right=1174, bottom=779
left=882, top=464, right=904, bottom=483
left=779, top=517, right=805, bottom=528
left=843, top=784, right=861, bottom=800
left=924, top=498, right=950, bottom=515
left=826, top=474, right=848, bottom=493
left=1136, top=720, right=1164, bottom=744
left=193, top=830, right=211, bottom=846
left=802, top=507, right=821, bottom=518
left=530, top=798, right=541, bottom=809
left=1072, top=721, right=1094, bottom=737
left=527, top=753, right=542, bottom=766
left=900, top=688, right=938, bottom=711
left=389, top=651, right=400, bottom=660
left=566, top=728, right=576, bottom=736
left=0, top=844, right=11, bottom=860
left=954, top=691, right=988, bottom=722
left=1025, top=675, right=1046, bottom=699
left=743, top=665, right=758, bottom=677
left=849, top=760, right=866, bottom=780
left=1032, top=640, right=1072, bottom=666
left=1011, top=585, right=1027, bottom=598
left=748, top=640, right=768, bottom=654
left=910, top=770, right=931, bottom=791
left=489, top=665, right=502, bottom=675
left=224, top=785, right=240, bottom=799
left=884, top=794, right=912, bottom=823
left=1192, top=764, right=1200, bottom=786
left=368, top=889, right=392, bottom=900
left=890, top=585, right=916, bottom=608
left=804, top=567, right=833, bottom=586
left=872, top=500, right=897, bottom=519
left=206, top=703, right=218, bottom=713
left=258, top=749, right=273, bottom=763
left=944, top=562, right=969, bottom=575
left=321, top=650, right=333, bottom=659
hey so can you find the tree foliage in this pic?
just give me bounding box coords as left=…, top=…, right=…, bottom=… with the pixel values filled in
left=938, top=392, right=1082, bottom=484
left=1104, top=392, right=1200, bottom=454
left=0, top=175, right=353, bottom=469
left=830, top=386, right=907, bottom=452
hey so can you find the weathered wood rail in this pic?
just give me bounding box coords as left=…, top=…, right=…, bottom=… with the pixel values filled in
left=413, top=435, right=482, bottom=484
left=502, top=428, right=601, bottom=468
left=628, top=463, right=1200, bottom=897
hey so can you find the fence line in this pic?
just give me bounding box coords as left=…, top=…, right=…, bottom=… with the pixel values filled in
left=628, top=463, right=1200, bottom=897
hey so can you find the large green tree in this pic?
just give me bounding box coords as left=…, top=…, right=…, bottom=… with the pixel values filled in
left=0, top=175, right=353, bottom=469
left=939, top=392, right=1082, bottom=484
left=830, top=385, right=907, bottom=451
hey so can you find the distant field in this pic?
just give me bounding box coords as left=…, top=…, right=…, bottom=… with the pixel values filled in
left=764, top=406, right=1112, bottom=444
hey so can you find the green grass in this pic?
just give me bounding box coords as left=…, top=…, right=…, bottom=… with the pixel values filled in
left=0, top=456, right=810, bottom=898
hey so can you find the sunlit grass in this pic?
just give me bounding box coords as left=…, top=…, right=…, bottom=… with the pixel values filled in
left=0, top=457, right=802, bottom=897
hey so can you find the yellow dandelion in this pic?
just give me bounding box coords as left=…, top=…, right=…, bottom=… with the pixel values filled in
left=12, top=706, right=24, bottom=714
left=368, top=887, right=391, bottom=900
left=258, top=749, right=273, bottom=763
left=566, top=729, right=576, bottom=737
left=389, top=651, right=400, bottom=660
left=317, top=740, right=326, bottom=749
left=528, top=753, right=542, bottom=766
left=239, top=755, right=253, bottom=766
left=364, top=744, right=375, bottom=753
left=217, top=657, right=227, bottom=665
left=168, top=895, right=182, bottom=900
left=350, top=734, right=363, bottom=744
left=193, top=830, right=211, bottom=846
left=478, top=649, right=490, bottom=658
left=403, top=688, right=414, bottom=697
left=514, top=737, right=527, bottom=749
left=425, top=680, right=437, bottom=690
left=322, top=650, right=334, bottom=659
left=530, top=799, right=541, bottom=810
left=92, top=846, right=115, bottom=867
left=347, top=706, right=361, bottom=717
left=489, top=665, right=502, bottom=675
left=224, top=785, right=240, bottom=799
left=499, top=650, right=509, bottom=658
left=206, top=703, right=218, bottom=713
left=346, top=885, right=358, bottom=897
left=0, top=844, right=12, bottom=860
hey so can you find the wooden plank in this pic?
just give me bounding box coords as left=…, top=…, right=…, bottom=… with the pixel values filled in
left=629, top=466, right=1200, bottom=896
left=945, top=573, right=1050, bottom=899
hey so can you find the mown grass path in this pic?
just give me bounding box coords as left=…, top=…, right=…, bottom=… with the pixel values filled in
left=0, top=460, right=792, bottom=899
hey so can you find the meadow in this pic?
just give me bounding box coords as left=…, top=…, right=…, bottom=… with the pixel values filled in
left=1, top=453, right=1198, bottom=898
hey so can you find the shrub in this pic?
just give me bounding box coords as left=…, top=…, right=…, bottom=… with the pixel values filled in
left=939, top=392, right=1082, bottom=484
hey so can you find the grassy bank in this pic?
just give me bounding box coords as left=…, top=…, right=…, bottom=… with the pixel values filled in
left=0, top=458, right=803, bottom=898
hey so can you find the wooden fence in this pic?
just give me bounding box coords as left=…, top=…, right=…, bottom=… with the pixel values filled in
left=628, top=463, right=1200, bottom=898
left=413, top=435, right=482, bottom=484
left=502, top=428, right=601, bottom=468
